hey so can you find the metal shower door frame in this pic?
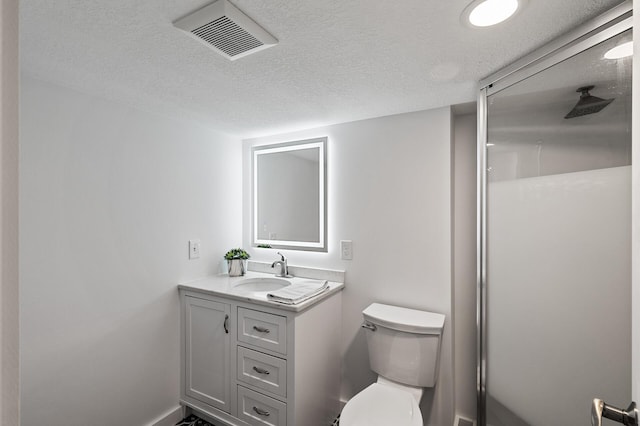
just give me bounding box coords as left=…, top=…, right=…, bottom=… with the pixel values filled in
left=476, top=2, right=633, bottom=425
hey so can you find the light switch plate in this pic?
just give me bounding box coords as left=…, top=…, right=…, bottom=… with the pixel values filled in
left=340, top=240, right=353, bottom=260
left=189, top=239, right=201, bottom=259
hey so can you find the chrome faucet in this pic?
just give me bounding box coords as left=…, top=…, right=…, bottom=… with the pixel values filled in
left=271, top=252, right=292, bottom=277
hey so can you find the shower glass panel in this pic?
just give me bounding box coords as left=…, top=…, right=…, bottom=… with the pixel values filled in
left=484, top=29, right=632, bottom=426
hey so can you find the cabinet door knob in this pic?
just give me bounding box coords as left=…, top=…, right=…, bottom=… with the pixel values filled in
left=253, top=406, right=270, bottom=417
left=224, top=314, right=229, bottom=334
left=253, top=325, right=270, bottom=333
left=252, top=366, right=270, bottom=375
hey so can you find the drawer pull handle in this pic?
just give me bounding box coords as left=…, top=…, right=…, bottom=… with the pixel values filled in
left=224, top=314, right=229, bottom=334
left=252, top=366, right=270, bottom=375
left=253, top=406, right=270, bottom=417
left=253, top=326, right=270, bottom=333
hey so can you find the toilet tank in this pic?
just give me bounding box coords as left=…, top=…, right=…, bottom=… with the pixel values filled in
left=362, top=303, right=445, bottom=387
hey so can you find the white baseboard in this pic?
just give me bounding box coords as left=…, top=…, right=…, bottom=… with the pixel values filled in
left=149, top=405, right=184, bottom=426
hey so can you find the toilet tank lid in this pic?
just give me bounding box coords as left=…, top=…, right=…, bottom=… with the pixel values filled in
left=363, top=303, right=445, bottom=334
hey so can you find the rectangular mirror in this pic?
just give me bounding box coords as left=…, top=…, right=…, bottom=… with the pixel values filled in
left=252, top=137, right=327, bottom=252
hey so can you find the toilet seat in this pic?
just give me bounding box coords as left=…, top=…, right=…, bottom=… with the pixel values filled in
left=340, top=383, right=422, bottom=426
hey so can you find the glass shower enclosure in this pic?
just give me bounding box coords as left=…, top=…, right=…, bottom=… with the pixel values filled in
left=477, top=3, right=633, bottom=425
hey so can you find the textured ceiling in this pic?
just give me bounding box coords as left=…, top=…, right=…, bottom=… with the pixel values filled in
left=20, top=0, right=623, bottom=138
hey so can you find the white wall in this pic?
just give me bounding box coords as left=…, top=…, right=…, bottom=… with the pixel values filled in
left=453, top=112, right=477, bottom=422
left=20, top=76, right=242, bottom=426
left=0, top=0, right=20, bottom=424
left=243, top=108, right=454, bottom=426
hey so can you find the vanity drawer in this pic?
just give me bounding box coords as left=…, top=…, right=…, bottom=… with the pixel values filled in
left=237, top=385, right=287, bottom=426
left=237, top=346, right=287, bottom=398
left=238, top=308, right=287, bottom=355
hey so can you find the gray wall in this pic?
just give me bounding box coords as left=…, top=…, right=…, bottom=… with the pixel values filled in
left=0, top=0, right=19, bottom=424
left=453, top=112, right=477, bottom=422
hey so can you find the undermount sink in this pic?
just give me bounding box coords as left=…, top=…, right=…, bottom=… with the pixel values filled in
left=233, top=277, right=291, bottom=293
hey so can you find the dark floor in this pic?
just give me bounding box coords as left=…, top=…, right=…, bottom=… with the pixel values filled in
left=177, top=413, right=341, bottom=425
left=175, top=414, right=216, bottom=426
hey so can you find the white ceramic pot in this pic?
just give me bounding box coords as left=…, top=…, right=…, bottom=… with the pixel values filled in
left=227, top=259, right=246, bottom=277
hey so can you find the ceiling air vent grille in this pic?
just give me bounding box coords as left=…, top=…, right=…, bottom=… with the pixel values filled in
left=174, top=0, right=277, bottom=61
left=192, top=16, right=263, bottom=58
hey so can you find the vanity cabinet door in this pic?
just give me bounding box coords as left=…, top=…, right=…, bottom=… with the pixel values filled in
left=185, top=296, right=231, bottom=413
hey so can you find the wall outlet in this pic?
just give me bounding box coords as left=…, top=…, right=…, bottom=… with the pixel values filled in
left=189, top=239, right=201, bottom=259
left=340, top=240, right=353, bottom=260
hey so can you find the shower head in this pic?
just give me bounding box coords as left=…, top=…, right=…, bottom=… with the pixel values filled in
left=564, top=85, right=614, bottom=119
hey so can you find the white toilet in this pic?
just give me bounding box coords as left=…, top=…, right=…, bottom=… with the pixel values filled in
left=340, top=303, right=445, bottom=426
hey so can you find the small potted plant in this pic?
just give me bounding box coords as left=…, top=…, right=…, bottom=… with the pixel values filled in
left=224, top=248, right=250, bottom=277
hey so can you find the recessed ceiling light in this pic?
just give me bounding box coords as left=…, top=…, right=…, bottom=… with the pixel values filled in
left=604, top=41, right=633, bottom=59
left=462, top=0, right=523, bottom=28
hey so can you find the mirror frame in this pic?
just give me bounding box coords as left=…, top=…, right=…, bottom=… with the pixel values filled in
left=252, top=137, right=327, bottom=252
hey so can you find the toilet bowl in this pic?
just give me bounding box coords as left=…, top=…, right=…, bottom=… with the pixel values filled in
left=340, top=379, right=423, bottom=426
left=339, top=303, right=445, bottom=426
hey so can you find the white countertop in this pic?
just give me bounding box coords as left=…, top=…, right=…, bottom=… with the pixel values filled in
left=178, top=271, right=344, bottom=312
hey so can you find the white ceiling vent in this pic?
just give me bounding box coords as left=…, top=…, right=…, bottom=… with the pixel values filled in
left=174, top=0, right=277, bottom=61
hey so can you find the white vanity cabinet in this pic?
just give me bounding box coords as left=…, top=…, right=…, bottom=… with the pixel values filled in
left=184, top=296, right=232, bottom=413
left=179, top=284, right=342, bottom=426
